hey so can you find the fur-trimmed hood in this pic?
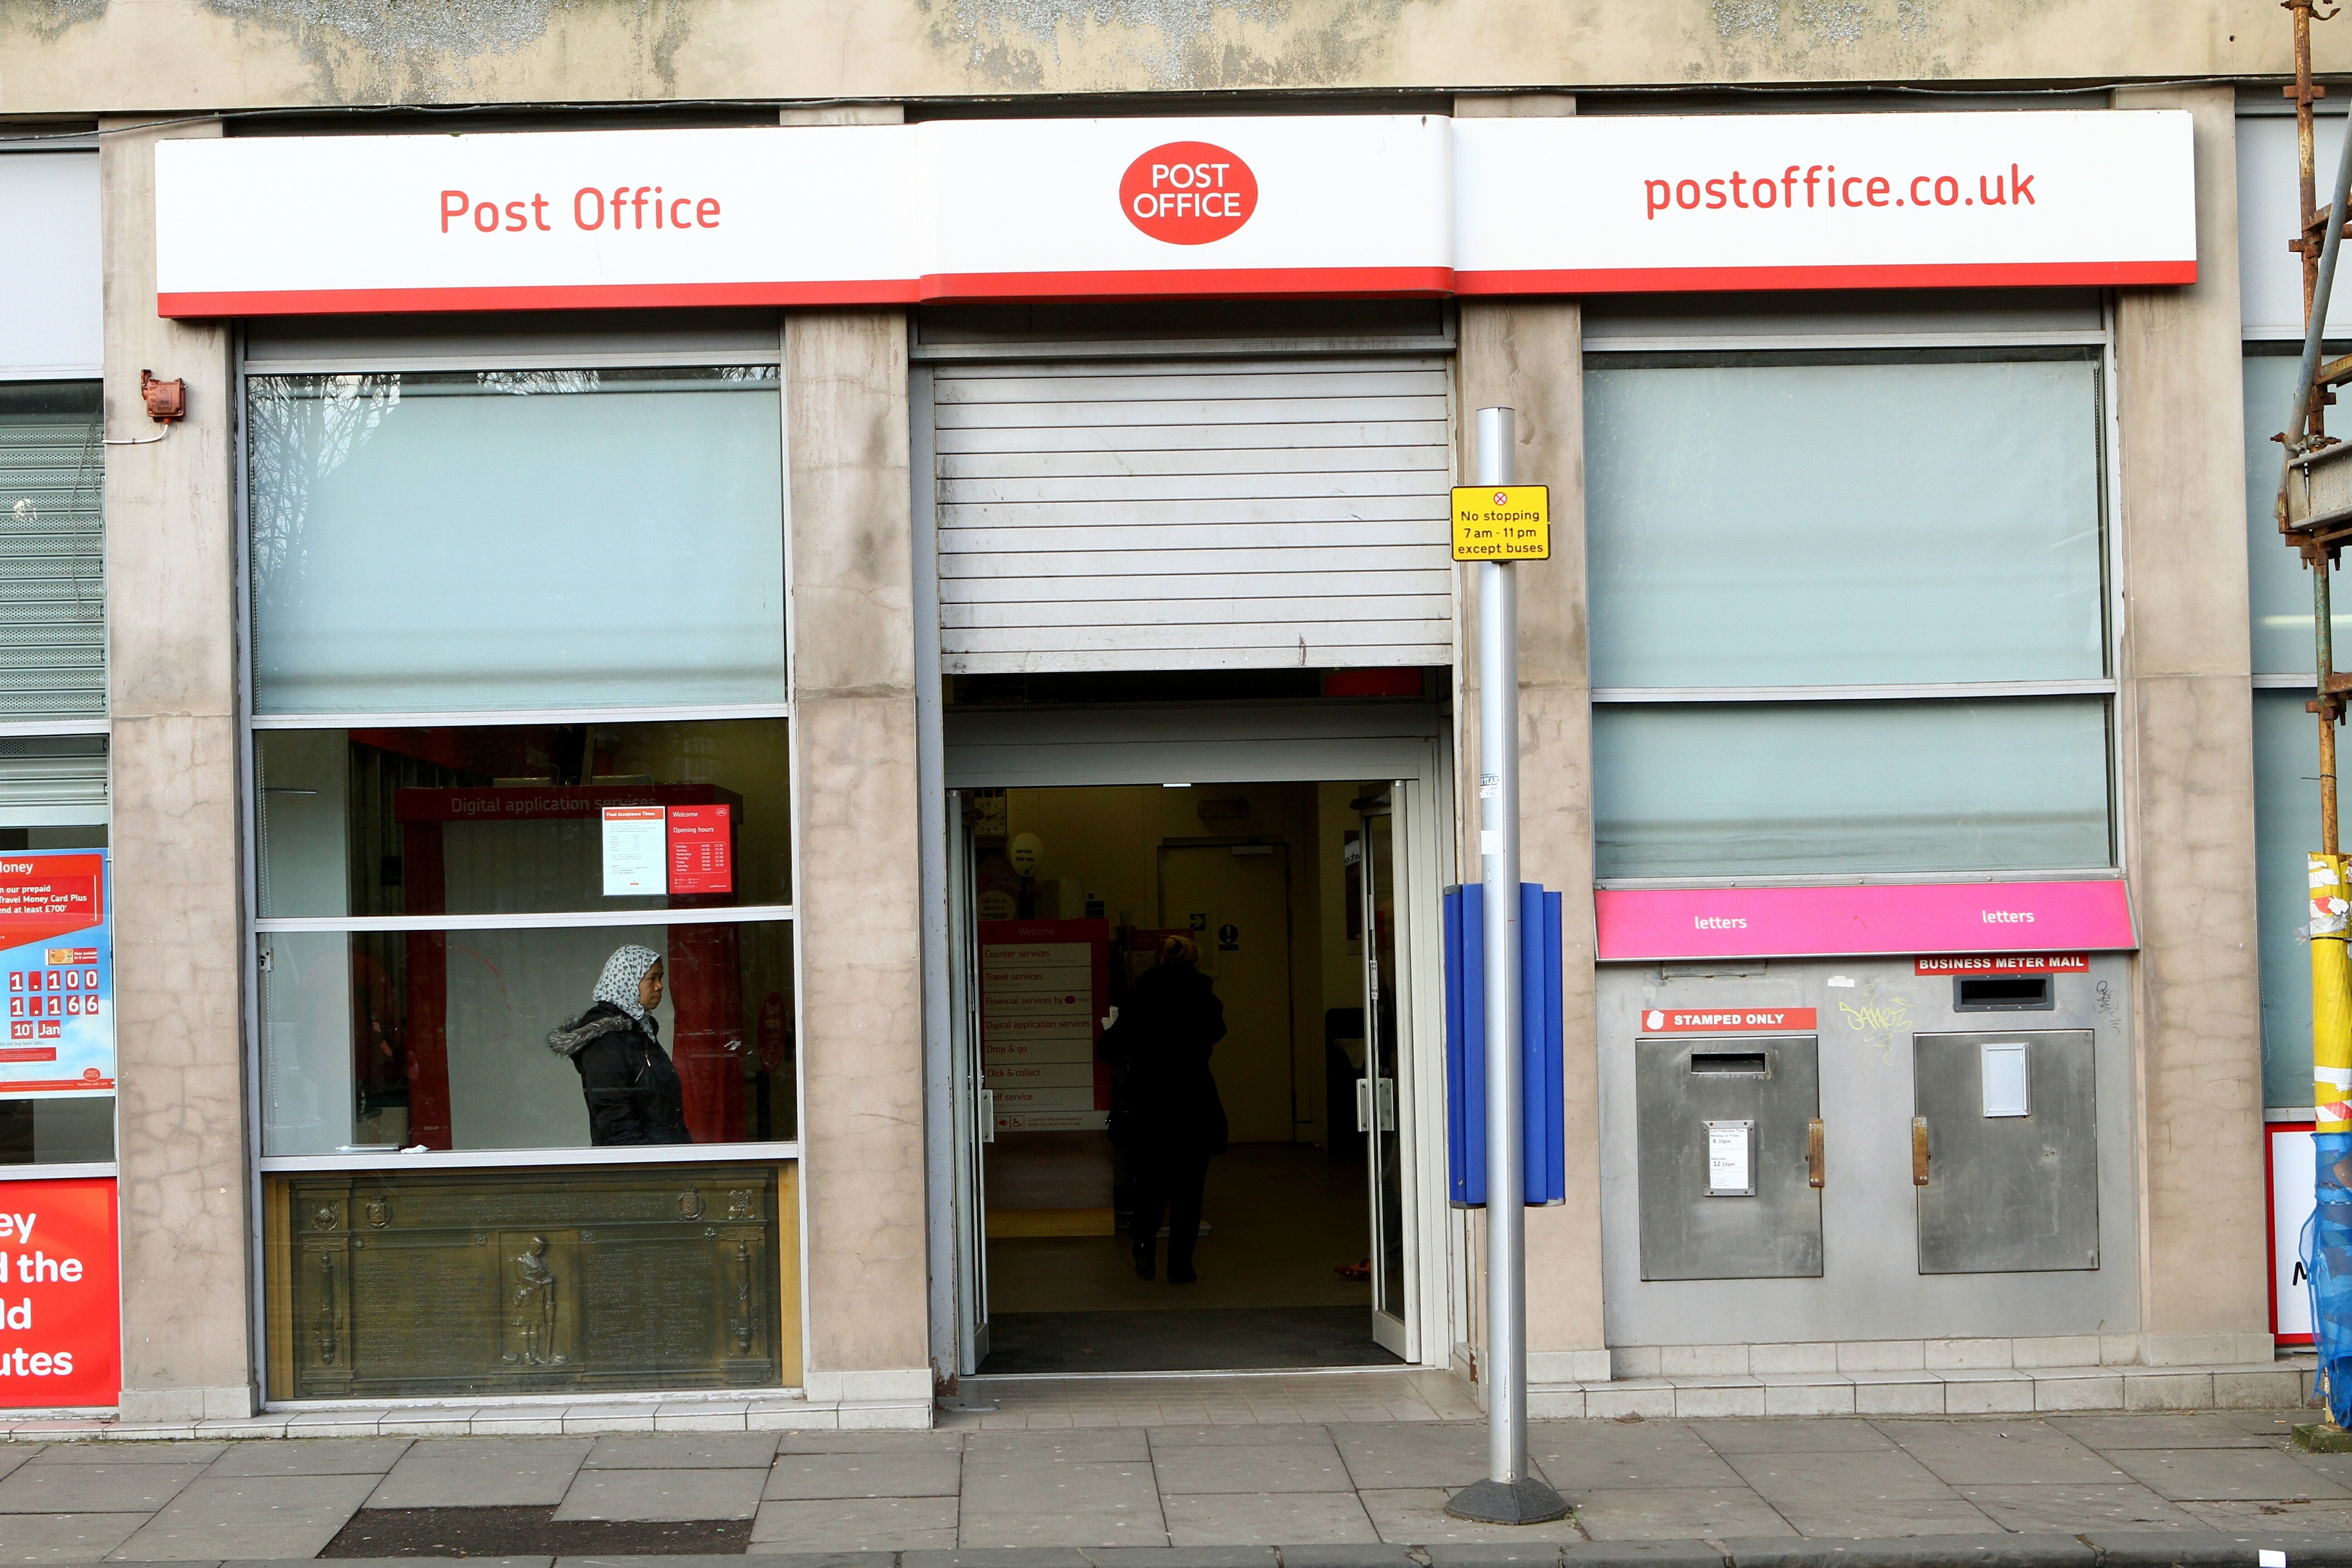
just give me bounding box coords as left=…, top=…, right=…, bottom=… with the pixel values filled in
left=547, top=1004, right=640, bottom=1058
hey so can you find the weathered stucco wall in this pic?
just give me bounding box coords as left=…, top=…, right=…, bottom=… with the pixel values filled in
left=1, top=1, right=2345, bottom=114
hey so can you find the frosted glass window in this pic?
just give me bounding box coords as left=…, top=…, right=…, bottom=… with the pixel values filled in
left=1585, top=355, right=2105, bottom=688
left=1592, top=697, right=2112, bottom=878
left=2245, top=349, right=2352, bottom=676
left=248, top=368, right=784, bottom=715
left=2254, top=689, right=2324, bottom=1107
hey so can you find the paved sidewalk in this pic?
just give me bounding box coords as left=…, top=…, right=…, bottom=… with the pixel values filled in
left=3, top=1399, right=2351, bottom=1564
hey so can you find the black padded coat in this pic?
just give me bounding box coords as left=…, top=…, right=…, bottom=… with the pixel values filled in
left=546, top=1001, right=693, bottom=1146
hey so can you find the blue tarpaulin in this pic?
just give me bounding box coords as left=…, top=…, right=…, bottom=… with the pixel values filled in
left=2308, top=1132, right=2352, bottom=1426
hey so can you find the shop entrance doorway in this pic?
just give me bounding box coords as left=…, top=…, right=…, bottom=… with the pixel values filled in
left=943, top=779, right=1429, bottom=1375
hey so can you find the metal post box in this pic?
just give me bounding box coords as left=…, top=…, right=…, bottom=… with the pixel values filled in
left=1635, top=1034, right=1824, bottom=1281
left=1912, top=1029, right=2099, bottom=1274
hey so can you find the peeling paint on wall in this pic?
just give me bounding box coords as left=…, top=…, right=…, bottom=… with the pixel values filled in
left=3, top=0, right=109, bottom=42
left=1795, top=0, right=1868, bottom=44
left=1713, top=0, right=1779, bottom=39
left=189, top=0, right=693, bottom=102
left=924, top=0, right=1407, bottom=91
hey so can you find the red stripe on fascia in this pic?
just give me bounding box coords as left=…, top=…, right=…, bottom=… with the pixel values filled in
left=0, top=1079, right=116, bottom=1093
left=918, top=266, right=1456, bottom=301
left=156, top=279, right=921, bottom=318
left=1453, top=260, right=2197, bottom=295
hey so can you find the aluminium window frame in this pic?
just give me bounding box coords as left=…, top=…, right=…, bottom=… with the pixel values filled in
left=1583, top=319, right=2127, bottom=890
left=0, top=370, right=115, bottom=1184
left=232, top=329, right=804, bottom=1181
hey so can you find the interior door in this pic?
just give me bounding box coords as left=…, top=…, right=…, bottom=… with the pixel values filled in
left=1360, top=802, right=1409, bottom=1357
left=946, top=792, right=991, bottom=1372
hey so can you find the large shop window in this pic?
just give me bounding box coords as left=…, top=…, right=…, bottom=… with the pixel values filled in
left=1585, top=348, right=2114, bottom=880
left=247, top=359, right=795, bottom=1397
left=1, top=379, right=109, bottom=1169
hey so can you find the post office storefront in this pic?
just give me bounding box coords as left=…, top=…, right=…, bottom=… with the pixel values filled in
left=8, top=93, right=2298, bottom=1424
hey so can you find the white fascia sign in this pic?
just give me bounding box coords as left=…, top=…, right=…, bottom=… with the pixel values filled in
left=154, top=109, right=2194, bottom=317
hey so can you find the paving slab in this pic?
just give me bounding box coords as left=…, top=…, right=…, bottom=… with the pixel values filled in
left=581, top=1434, right=780, bottom=1471
left=2105, top=1446, right=2352, bottom=1501
left=2176, top=1498, right=2352, bottom=1532
left=1868, top=1420, right=2128, bottom=1486
left=107, top=1471, right=382, bottom=1561
left=902, top=1552, right=1093, bottom=1568
left=1691, top=1422, right=1897, bottom=1456
left=0, top=1461, right=211, bottom=1513
left=0, top=1510, right=151, bottom=1565
left=1763, top=1495, right=2007, bottom=1539
left=1158, top=1491, right=1375, bottom=1546
left=1567, top=1485, right=1796, bottom=1542
left=1150, top=1441, right=1352, bottom=1495
left=203, top=1437, right=414, bottom=1476
left=1714, top=1535, right=2093, bottom=1567
left=555, top=1467, right=768, bottom=1522
left=1355, top=1487, right=1588, bottom=1545
left=965, top=1432, right=1152, bottom=1463
left=0, top=1445, right=38, bottom=1482
left=1146, top=1427, right=1336, bottom=1449
left=33, top=1442, right=226, bottom=1466
left=751, top=1496, right=961, bottom=1552
left=775, top=1431, right=970, bottom=1455
left=724, top=1554, right=898, bottom=1568
left=2046, top=1416, right=2282, bottom=1450
left=1530, top=1432, right=1746, bottom=1492
left=1951, top=1481, right=2201, bottom=1532
left=1329, top=1425, right=1495, bottom=1491
left=766, top=1451, right=963, bottom=1500
left=1718, top=1450, right=1955, bottom=1504
left=959, top=1460, right=1167, bottom=1549
left=369, top=1438, right=595, bottom=1508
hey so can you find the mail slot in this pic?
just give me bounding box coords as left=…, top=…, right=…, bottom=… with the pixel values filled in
left=1635, top=1034, right=1823, bottom=1281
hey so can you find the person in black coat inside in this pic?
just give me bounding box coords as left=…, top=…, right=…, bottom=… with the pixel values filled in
left=546, top=943, right=693, bottom=1146
left=1099, top=932, right=1228, bottom=1283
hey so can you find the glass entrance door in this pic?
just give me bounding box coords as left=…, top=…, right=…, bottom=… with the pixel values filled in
left=946, top=792, right=991, bottom=1373
left=1360, top=800, right=1408, bottom=1357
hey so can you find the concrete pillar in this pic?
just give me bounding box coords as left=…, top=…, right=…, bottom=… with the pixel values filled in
left=99, top=116, right=256, bottom=1422
left=785, top=306, right=931, bottom=1417
left=1452, top=91, right=1608, bottom=1389
left=2112, top=84, right=2274, bottom=1365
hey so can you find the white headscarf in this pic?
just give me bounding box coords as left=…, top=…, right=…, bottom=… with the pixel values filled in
left=591, top=944, right=663, bottom=1034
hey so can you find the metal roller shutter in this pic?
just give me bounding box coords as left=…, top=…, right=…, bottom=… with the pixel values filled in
left=932, top=354, right=1453, bottom=674
left=0, top=385, right=105, bottom=722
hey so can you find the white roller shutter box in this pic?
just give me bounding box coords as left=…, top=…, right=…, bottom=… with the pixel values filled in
left=933, top=355, right=1454, bottom=673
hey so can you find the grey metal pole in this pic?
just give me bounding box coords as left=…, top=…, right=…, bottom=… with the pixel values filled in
left=1447, top=407, right=1569, bottom=1527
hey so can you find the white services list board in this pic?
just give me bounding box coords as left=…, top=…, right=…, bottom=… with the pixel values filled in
left=981, top=938, right=1105, bottom=1132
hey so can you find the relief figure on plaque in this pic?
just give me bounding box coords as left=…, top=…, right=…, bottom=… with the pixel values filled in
left=546, top=944, right=691, bottom=1147
left=506, top=1234, right=564, bottom=1366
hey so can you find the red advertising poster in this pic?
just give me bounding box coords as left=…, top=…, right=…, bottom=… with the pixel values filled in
left=1638, top=1008, right=1818, bottom=1033
left=667, top=804, right=734, bottom=896
left=0, top=1177, right=120, bottom=1408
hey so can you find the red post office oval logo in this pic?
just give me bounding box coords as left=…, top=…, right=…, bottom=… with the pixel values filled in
left=1120, top=142, right=1257, bottom=245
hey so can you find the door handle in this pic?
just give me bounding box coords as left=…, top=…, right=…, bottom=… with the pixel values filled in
left=1806, top=1118, right=1826, bottom=1189
left=1911, top=1115, right=1930, bottom=1185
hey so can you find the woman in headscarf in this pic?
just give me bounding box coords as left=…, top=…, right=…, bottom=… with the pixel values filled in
left=546, top=943, right=691, bottom=1146
left=1098, top=932, right=1228, bottom=1283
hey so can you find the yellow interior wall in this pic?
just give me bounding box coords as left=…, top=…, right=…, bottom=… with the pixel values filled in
left=1005, top=781, right=1384, bottom=1148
